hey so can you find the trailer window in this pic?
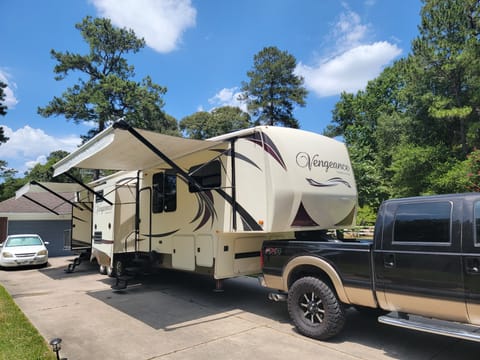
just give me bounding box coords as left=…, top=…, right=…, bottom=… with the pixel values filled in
left=188, top=160, right=221, bottom=193
left=152, top=172, right=177, bottom=213
left=393, top=202, right=451, bottom=244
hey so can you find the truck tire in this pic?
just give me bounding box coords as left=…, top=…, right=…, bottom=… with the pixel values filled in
left=288, top=276, right=346, bottom=340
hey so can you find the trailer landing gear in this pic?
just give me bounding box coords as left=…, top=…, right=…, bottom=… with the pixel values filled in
left=65, top=252, right=89, bottom=273
left=111, top=274, right=133, bottom=291
left=213, top=279, right=224, bottom=292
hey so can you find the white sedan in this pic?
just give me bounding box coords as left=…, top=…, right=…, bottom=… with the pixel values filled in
left=0, top=234, right=49, bottom=268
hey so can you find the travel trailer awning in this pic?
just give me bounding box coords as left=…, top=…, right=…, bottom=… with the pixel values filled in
left=15, top=181, right=83, bottom=200
left=15, top=181, right=84, bottom=215
left=52, top=122, right=228, bottom=177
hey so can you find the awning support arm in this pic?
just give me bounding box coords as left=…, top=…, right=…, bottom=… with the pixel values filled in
left=113, top=119, right=262, bottom=231
left=113, top=120, right=203, bottom=192
left=62, top=172, right=113, bottom=206
left=30, top=181, right=83, bottom=210
left=23, top=195, right=60, bottom=215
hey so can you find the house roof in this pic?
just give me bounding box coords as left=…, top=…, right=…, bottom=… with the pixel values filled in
left=0, top=192, right=73, bottom=220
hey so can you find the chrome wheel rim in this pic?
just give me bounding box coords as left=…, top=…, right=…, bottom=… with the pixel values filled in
left=299, top=291, right=325, bottom=324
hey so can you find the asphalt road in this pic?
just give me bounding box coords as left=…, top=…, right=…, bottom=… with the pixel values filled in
left=0, top=256, right=478, bottom=359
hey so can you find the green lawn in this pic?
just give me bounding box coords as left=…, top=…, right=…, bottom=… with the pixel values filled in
left=0, top=284, right=56, bottom=360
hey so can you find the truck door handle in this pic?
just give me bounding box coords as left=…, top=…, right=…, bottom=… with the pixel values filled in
left=384, top=254, right=395, bottom=268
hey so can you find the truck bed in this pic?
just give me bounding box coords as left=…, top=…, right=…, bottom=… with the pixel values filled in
left=262, top=238, right=373, bottom=293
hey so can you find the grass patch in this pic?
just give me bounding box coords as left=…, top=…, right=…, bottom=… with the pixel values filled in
left=0, top=284, right=56, bottom=360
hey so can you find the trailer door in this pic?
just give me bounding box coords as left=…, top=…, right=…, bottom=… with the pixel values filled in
left=71, top=201, right=93, bottom=250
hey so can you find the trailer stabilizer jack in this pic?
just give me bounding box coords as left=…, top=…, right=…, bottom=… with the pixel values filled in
left=111, top=275, right=134, bottom=291
left=64, top=252, right=89, bottom=273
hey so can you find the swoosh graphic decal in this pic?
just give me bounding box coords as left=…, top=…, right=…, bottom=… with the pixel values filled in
left=191, top=192, right=204, bottom=223
left=244, top=132, right=287, bottom=170
left=210, top=149, right=261, bottom=171
left=177, top=175, right=218, bottom=232
left=216, top=188, right=262, bottom=231
left=306, top=177, right=351, bottom=188
left=193, top=190, right=216, bottom=231
left=182, top=161, right=262, bottom=232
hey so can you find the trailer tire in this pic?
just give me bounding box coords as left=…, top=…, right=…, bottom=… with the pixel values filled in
left=113, top=259, right=125, bottom=276
left=288, top=276, right=346, bottom=340
left=107, top=266, right=114, bottom=277
left=109, top=258, right=125, bottom=278
left=99, top=265, right=107, bottom=275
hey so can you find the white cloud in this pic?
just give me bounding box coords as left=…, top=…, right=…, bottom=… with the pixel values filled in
left=208, top=87, right=248, bottom=113
left=25, top=155, right=47, bottom=170
left=91, top=0, right=196, bottom=53
left=297, top=42, right=402, bottom=97
left=0, top=125, right=81, bottom=172
left=0, top=69, right=19, bottom=110
left=333, top=8, right=369, bottom=53
left=297, top=6, right=402, bottom=98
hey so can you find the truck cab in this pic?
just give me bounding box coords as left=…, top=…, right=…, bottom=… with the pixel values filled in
left=374, top=193, right=480, bottom=325
left=261, top=193, right=480, bottom=342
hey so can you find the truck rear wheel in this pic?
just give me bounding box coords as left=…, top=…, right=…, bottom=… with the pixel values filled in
left=288, top=276, right=346, bottom=340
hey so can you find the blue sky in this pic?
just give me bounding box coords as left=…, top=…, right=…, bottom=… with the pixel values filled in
left=0, top=0, right=422, bottom=175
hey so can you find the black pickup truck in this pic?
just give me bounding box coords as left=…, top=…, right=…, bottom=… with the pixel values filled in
left=260, top=193, right=480, bottom=342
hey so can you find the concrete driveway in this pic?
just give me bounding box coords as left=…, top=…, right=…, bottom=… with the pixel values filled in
left=0, top=256, right=478, bottom=360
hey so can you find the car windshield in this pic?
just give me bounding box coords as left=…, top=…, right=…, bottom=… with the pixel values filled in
left=5, top=236, right=42, bottom=247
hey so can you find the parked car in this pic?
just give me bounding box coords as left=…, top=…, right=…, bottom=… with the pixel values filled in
left=0, top=234, right=49, bottom=268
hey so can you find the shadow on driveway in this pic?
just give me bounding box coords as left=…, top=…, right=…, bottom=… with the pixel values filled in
left=88, top=269, right=290, bottom=330
left=87, top=269, right=480, bottom=360
left=38, top=258, right=99, bottom=280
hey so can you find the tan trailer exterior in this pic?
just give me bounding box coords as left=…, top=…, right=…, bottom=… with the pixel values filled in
left=53, top=123, right=358, bottom=280
left=89, top=171, right=137, bottom=275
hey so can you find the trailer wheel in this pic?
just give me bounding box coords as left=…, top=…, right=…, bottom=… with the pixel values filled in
left=107, top=266, right=114, bottom=277
left=288, top=276, right=346, bottom=340
left=108, top=258, right=125, bottom=277
left=99, top=265, right=107, bottom=275
left=106, top=259, right=124, bottom=277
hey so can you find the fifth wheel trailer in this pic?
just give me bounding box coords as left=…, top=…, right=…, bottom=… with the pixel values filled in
left=52, top=121, right=358, bottom=281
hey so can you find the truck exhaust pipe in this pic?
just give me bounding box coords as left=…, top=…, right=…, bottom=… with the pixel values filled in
left=268, top=292, right=287, bottom=302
